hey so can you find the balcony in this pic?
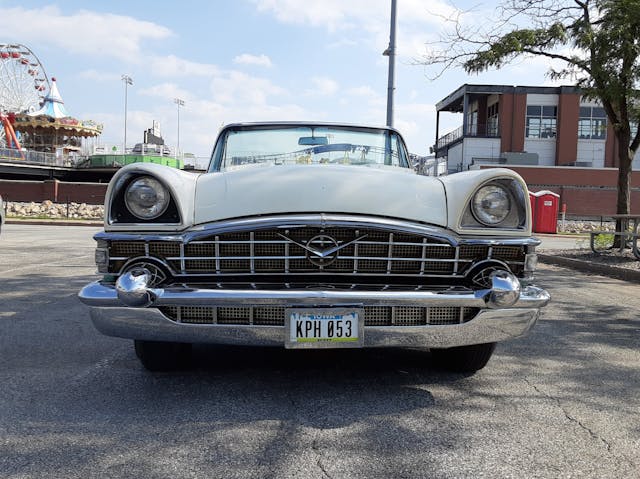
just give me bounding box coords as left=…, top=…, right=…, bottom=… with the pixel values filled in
left=435, top=123, right=500, bottom=153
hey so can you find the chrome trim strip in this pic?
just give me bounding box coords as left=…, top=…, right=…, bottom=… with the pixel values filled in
left=386, top=233, right=393, bottom=275
left=96, top=214, right=541, bottom=247
left=87, top=306, right=540, bottom=348
left=214, top=235, right=220, bottom=274
left=250, top=231, right=255, bottom=274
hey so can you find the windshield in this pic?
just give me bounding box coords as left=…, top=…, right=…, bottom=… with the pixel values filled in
left=211, top=125, right=409, bottom=171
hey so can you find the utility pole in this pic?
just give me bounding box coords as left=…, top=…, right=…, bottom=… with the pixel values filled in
left=121, top=74, right=133, bottom=153
left=383, top=0, right=397, bottom=127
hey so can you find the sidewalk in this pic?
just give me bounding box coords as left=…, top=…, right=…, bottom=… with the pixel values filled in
left=535, top=233, right=588, bottom=251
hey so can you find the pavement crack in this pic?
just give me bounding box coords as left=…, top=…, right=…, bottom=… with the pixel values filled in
left=524, top=377, right=612, bottom=452
left=312, top=435, right=332, bottom=479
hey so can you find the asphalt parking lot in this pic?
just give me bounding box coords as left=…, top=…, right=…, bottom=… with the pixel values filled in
left=1, top=224, right=639, bottom=478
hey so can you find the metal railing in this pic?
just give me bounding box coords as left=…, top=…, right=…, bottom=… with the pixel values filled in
left=0, top=148, right=84, bottom=167
left=436, top=123, right=500, bottom=151
left=411, top=156, right=448, bottom=176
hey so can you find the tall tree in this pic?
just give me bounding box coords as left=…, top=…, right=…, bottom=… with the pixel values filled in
left=421, top=0, right=640, bottom=224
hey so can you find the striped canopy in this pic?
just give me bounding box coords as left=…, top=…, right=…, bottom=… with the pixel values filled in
left=28, top=78, right=70, bottom=119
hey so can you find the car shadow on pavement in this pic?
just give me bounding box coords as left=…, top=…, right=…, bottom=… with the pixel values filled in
left=2, top=266, right=640, bottom=477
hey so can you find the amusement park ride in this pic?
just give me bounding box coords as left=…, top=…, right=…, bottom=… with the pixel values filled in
left=1, top=43, right=185, bottom=178
left=0, top=43, right=102, bottom=163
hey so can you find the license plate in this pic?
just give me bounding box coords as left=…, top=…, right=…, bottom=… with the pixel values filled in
left=285, top=308, right=364, bottom=349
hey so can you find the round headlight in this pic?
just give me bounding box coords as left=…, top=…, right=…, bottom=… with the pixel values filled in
left=472, top=184, right=511, bottom=225
left=124, top=176, right=170, bottom=220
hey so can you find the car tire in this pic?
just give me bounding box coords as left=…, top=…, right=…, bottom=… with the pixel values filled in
left=133, top=340, right=192, bottom=371
left=431, top=342, right=496, bottom=373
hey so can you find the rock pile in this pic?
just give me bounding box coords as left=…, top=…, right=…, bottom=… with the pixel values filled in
left=557, top=220, right=615, bottom=234
left=5, top=201, right=104, bottom=220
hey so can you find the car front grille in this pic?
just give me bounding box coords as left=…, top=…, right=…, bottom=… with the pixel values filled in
left=158, top=305, right=480, bottom=326
left=106, top=226, right=526, bottom=278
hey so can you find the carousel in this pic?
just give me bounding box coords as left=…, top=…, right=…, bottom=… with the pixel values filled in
left=0, top=43, right=102, bottom=164
left=13, top=77, right=102, bottom=163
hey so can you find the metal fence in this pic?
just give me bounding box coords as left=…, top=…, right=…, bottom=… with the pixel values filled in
left=0, top=148, right=84, bottom=167
left=412, top=156, right=448, bottom=176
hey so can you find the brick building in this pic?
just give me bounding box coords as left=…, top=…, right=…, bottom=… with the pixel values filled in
left=434, top=84, right=639, bottom=171
left=433, top=84, right=639, bottom=216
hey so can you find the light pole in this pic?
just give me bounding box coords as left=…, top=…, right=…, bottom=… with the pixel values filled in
left=121, top=74, right=133, bottom=153
left=174, top=98, right=184, bottom=159
left=383, top=0, right=397, bottom=127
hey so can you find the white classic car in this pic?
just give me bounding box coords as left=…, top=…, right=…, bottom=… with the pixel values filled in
left=79, top=122, right=549, bottom=372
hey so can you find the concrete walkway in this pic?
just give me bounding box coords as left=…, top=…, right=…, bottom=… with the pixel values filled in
left=536, top=233, right=589, bottom=251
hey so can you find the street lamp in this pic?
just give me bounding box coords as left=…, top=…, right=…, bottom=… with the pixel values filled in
left=174, top=98, right=184, bottom=159
left=121, top=74, right=133, bottom=153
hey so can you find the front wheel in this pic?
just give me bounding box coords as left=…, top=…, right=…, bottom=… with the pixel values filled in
left=431, top=343, right=496, bottom=373
left=134, top=340, right=192, bottom=371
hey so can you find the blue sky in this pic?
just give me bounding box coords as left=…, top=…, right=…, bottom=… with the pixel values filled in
left=0, top=1, right=560, bottom=165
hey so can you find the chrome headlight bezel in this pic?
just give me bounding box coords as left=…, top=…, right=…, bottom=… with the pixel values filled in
left=471, top=184, right=511, bottom=226
left=124, top=176, right=170, bottom=220
left=461, top=178, right=527, bottom=230
left=108, top=172, right=181, bottom=225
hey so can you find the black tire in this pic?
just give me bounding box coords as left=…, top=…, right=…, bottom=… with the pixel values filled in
left=431, top=342, right=496, bottom=373
left=134, top=340, right=192, bottom=371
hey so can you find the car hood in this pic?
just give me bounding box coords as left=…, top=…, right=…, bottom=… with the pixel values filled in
left=194, top=164, right=447, bottom=226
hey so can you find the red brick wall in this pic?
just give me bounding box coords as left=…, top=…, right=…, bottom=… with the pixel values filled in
left=0, top=179, right=107, bottom=204
left=481, top=166, right=640, bottom=216
left=556, top=93, right=580, bottom=165
left=499, top=93, right=527, bottom=153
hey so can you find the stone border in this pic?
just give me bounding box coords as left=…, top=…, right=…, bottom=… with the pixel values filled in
left=539, top=253, right=640, bottom=284
left=5, top=219, right=102, bottom=227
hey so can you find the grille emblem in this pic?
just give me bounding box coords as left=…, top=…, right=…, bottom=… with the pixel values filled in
left=277, top=232, right=368, bottom=268
left=306, top=234, right=340, bottom=266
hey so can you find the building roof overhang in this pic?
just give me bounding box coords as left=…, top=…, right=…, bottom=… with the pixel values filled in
left=436, top=84, right=581, bottom=112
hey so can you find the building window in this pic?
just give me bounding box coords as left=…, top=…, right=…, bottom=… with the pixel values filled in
left=578, top=106, right=607, bottom=139
left=466, top=109, right=478, bottom=136
left=487, top=102, right=499, bottom=136
left=526, top=105, right=557, bottom=139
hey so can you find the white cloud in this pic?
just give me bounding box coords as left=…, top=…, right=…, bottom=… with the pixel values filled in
left=148, top=55, right=219, bottom=77
left=251, top=0, right=457, bottom=31
left=78, top=70, right=122, bottom=83
left=138, top=83, right=193, bottom=102
left=0, top=6, right=173, bottom=61
left=233, top=53, right=273, bottom=68
left=308, top=76, right=339, bottom=96
left=347, top=85, right=378, bottom=98
left=211, top=70, right=285, bottom=105
left=250, top=0, right=462, bottom=63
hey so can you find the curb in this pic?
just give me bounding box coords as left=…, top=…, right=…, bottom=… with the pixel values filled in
left=6, top=219, right=102, bottom=227
left=538, top=253, right=640, bottom=284
left=536, top=233, right=589, bottom=239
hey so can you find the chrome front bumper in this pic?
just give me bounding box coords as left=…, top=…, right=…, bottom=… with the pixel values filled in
left=78, top=269, right=550, bottom=348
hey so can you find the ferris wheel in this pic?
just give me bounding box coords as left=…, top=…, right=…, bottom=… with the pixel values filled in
left=0, top=43, right=50, bottom=147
